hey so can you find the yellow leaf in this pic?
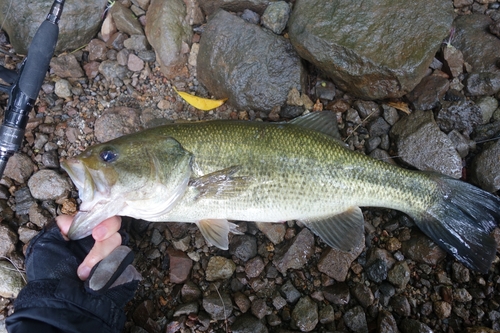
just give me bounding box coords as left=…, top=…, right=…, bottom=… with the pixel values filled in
left=173, top=87, right=227, bottom=111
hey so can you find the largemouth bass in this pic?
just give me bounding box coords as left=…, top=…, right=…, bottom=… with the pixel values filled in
left=61, top=112, right=500, bottom=273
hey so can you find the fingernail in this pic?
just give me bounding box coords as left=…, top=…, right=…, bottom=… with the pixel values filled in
left=93, top=225, right=107, bottom=240
left=77, top=265, right=91, bottom=280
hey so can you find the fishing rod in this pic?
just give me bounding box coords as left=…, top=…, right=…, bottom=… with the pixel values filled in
left=0, top=0, right=65, bottom=178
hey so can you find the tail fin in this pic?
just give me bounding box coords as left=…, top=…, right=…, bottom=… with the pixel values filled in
left=414, top=174, right=499, bottom=273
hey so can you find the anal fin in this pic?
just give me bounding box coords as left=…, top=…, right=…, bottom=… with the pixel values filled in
left=196, top=219, right=242, bottom=250
left=301, top=206, right=365, bottom=252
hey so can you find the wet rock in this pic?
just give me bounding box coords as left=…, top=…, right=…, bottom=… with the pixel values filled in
left=145, top=0, right=192, bottom=78
left=323, top=282, right=350, bottom=305
left=317, top=234, right=364, bottom=282
left=198, top=10, right=305, bottom=112
left=464, top=72, right=500, bottom=96
left=128, top=54, right=145, bottom=72
left=0, top=261, right=26, bottom=298
left=28, top=170, right=70, bottom=201
left=453, top=288, right=473, bottom=302
left=448, top=130, right=474, bottom=158
left=400, top=319, right=433, bottom=333
left=18, top=226, right=39, bottom=244
left=390, top=295, right=411, bottom=317
left=261, top=1, right=290, bottom=35
left=0, top=225, right=17, bottom=257
left=98, top=60, right=130, bottom=83
left=387, top=261, right=411, bottom=289
left=50, top=54, right=84, bottom=78
left=41, top=150, right=60, bottom=169
left=471, top=140, right=500, bottom=192
left=256, top=222, right=286, bottom=245
left=124, top=35, right=150, bottom=52
left=241, top=9, right=260, bottom=24
left=367, top=117, right=390, bottom=137
left=365, top=258, right=388, bottom=283
left=353, top=100, right=381, bottom=119
left=173, top=302, right=198, bottom=317
left=477, top=96, right=499, bottom=124
left=4, top=153, right=35, bottom=183
left=343, top=305, right=368, bottom=333
left=391, top=110, right=462, bottom=178
left=292, top=296, right=318, bottom=332
left=453, top=14, right=500, bottom=74
left=181, top=281, right=201, bottom=302
left=273, top=228, right=314, bottom=275
left=251, top=298, right=271, bottom=319
left=434, top=301, right=452, bottom=319
left=132, top=300, right=155, bottom=327
left=346, top=109, right=362, bottom=124
left=167, top=248, right=193, bottom=284
left=28, top=204, right=51, bottom=228
left=351, top=283, right=375, bottom=308
left=378, top=310, right=399, bottom=333
left=229, top=234, right=258, bottom=262
left=280, top=280, right=301, bottom=304
left=205, top=256, right=236, bottom=281
left=88, top=39, right=108, bottom=61
left=245, top=256, right=265, bottom=278
left=231, top=313, right=268, bottom=333
left=202, top=291, right=233, bottom=320
left=401, top=231, right=446, bottom=266
left=14, top=187, right=36, bottom=215
left=442, top=45, right=465, bottom=78
left=198, top=0, right=270, bottom=16
left=406, top=75, right=450, bottom=110
left=54, top=79, right=72, bottom=99
left=0, top=0, right=106, bottom=54
left=452, top=262, right=470, bottom=283
left=110, top=1, right=144, bottom=36
left=288, top=0, right=453, bottom=100
left=383, top=105, right=400, bottom=126
left=234, top=291, right=251, bottom=313
left=94, top=106, right=141, bottom=142
left=436, top=100, right=482, bottom=135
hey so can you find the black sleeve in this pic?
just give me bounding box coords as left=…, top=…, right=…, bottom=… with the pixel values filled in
left=5, top=279, right=127, bottom=333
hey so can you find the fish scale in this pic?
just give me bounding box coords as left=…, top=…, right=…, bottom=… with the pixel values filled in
left=62, top=112, right=500, bottom=273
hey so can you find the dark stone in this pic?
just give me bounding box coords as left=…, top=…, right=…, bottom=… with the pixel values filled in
left=231, top=313, right=269, bottom=333
left=273, top=228, right=314, bottom=274
left=323, top=282, right=350, bottom=305
left=229, top=234, right=258, bottom=262
left=280, top=280, right=301, bottom=304
left=365, top=258, right=388, bottom=283
left=0, top=0, right=105, bottom=54
left=453, top=14, right=500, bottom=74
left=464, top=72, right=500, bottom=96
left=198, top=10, right=305, bottom=112
left=406, top=75, right=450, bottom=110
left=288, top=0, right=453, bottom=99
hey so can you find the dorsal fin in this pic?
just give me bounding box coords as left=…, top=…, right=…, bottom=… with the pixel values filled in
left=289, top=111, right=341, bottom=140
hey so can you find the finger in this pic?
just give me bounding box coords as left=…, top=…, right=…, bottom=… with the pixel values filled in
left=92, top=216, right=122, bottom=242
left=55, top=215, right=74, bottom=240
left=77, top=232, right=122, bottom=280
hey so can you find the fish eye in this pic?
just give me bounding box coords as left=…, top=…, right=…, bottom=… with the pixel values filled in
left=99, top=149, right=118, bottom=163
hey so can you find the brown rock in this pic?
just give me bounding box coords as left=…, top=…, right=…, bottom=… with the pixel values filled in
left=167, top=248, right=193, bottom=284
left=317, top=235, right=364, bottom=282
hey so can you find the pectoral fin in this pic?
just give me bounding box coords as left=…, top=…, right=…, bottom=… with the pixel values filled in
left=196, top=219, right=242, bottom=250
left=301, top=206, right=365, bottom=252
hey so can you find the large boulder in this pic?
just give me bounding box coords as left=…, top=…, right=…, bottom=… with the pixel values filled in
left=197, top=10, right=305, bottom=112
left=198, top=0, right=273, bottom=16
left=452, top=14, right=500, bottom=74
left=0, top=0, right=107, bottom=54
left=145, top=0, right=193, bottom=78
left=288, top=0, right=453, bottom=100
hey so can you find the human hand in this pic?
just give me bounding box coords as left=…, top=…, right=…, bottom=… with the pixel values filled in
left=56, top=215, right=122, bottom=280
left=7, top=215, right=141, bottom=333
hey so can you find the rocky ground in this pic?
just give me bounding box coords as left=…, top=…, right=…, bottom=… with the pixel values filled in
left=0, top=0, right=500, bottom=332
